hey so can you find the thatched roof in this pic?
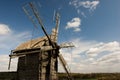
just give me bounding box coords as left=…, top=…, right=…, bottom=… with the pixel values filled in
left=14, top=28, right=58, bottom=51
left=15, top=36, right=48, bottom=51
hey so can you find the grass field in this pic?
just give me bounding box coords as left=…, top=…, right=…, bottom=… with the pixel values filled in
left=0, top=72, right=120, bottom=80
left=58, top=73, right=120, bottom=80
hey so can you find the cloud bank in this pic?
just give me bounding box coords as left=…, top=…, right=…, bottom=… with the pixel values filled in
left=1, top=38, right=120, bottom=73
left=0, top=24, right=31, bottom=54
left=87, top=41, right=120, bottom=57
left=0, top=24, right=120, bottom=73
left=59, top=38, right=120, bottom=73
left=0, top=23, right=31, bottom=71
left=0, top=54, right=18, bottom=71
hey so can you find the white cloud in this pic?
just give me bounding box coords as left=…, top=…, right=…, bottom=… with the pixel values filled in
left=69, top=0, right=100, bottom=14
left=0, top=23, right=31, bottom=71
left=0, top=24, right=31, bottom=54
left=0, top=54, right=18, bottom=71
left=86, top=41, right=120, bottom=57
left=70, top=0, right=100, bottom=11
left=59, top=38, right=120, bottom=73
left=65, top=17, right=81, bottom=32
left=91, top=51, right=120, bottom=72
left=59, top=38, right=98, bottom=72
left=79, top=0, right=99, bottom=11
left=96, top=51, right=120, bottom=64
left=0, top=24, right=11, bottom=35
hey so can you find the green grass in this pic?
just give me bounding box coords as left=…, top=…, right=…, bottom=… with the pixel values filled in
left=0, top=72, right=120, bottom=80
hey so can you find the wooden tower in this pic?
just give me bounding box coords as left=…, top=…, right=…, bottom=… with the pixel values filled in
left=8, top=2, right=74, bottom=80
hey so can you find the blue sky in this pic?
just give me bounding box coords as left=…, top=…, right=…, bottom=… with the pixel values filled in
left=0, top=0, right=120, bottom=73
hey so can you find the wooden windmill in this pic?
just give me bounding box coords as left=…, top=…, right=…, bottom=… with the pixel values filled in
left=8, top=2, right=74, bottom=80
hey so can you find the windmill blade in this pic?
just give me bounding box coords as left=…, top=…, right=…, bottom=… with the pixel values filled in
left=53, top=10, right=56, bottom=22
left=51, top=12, right=60, bottom=42
left=60, top=42, right=75, bottom=48
left=28, top=2, right=55, bottom=48
left=55, top=12, right=60, bottom=31
left=58, top=54, right=73, bottom=80
left=22, top=6, right=38, bottom=29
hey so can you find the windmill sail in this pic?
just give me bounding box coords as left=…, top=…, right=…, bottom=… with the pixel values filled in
left=51, top=12, right=60, bottom=42
left=59, top=54, right=73, bottom=80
